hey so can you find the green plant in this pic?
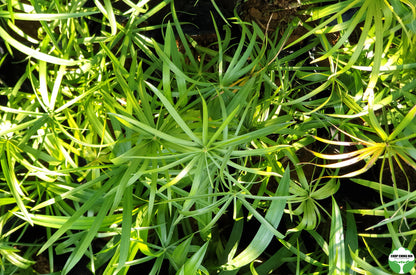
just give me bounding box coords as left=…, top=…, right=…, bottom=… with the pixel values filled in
left=1, top=0, right=416, bottom=274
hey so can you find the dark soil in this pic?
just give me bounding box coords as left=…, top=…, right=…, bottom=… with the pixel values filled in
left=239, top=0, right=302, bottom=30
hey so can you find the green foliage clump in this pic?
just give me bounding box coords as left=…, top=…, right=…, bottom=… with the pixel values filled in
left=0, top=0, right=415, bottom=274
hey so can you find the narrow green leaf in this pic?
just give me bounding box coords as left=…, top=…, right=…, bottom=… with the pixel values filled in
left=209, top=0, right=230, bottom=27
left=62, top=196, right=113, bottom=274
left=116, top=185, right=134, bottom=274
left=37, top=182, right=112, bottom=255
left=311, top=179, right=340, bottom=200
left=49, top=64, right=66, bottom=111
left=171, top=237, right=193, bottom=269
left=329, top=197, right=346, bottom=274
left=206, top=105, right=240, bottom=148
left=103, top=0, right=117, bottom=36
left=224, top=145, right=290, bottom=157
left=213, top=120, right=293, bottom=149
left=110, top=113, right=197, bottom=147
left=314, top=0, right=369, bottom=63
left=162, top=22, right=174, bottom=103
left=222, top=166, right=290, bottom=270
left=368, top=109, right=388, bottom=141
left=220, top=218, right=244, bottom=265
left=363, top=0, right=384, bottom=101
left=182, top=242, right=209, bottom=275
left=224, top=34, right=258, bottom=83
left=17, top=210, right=125, bottom=230
left=0, top=25, right=82, bottom=65
left=224, top=26, right=246, bottom=75
left=349, top=248, right=391, bottom=275
left=158, top=156, right=198, bottom=193
left=277, top=235, right=326, bottom=268
left=146, top=81, right=203, bottom=145
left=170, top=2, right=197, bottom=68
left=367, top=205, right=416, bottom=230
left=201, top=94, right=209, bottom=146
left=151, top=40, right=210, bottom=86
left=110, top=160, right=143, bottom=212
left=1, top=146, right=32, bottom=225
left=226, top=78, right=255, bottom=114
left=345, top=203, right=358, bottom=271
left=0, top=245, right=35, bottom=269
left=389, top=105, right=416, bottom=141
left=0, top=11, right=99, bottom=20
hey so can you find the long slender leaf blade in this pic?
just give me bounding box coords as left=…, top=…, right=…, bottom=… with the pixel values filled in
left=0, top=245, right=35, bottom=268
left=201, top=94, right=209, bottom=146
left=0, top=11, right=99, bottom=20
left=171, top=236, right=193, bottom=269
left=329, top=197, right=346, bottom=274
left=345, top=203, right=358, bottom=273
left=37, top=183, right=111, bottom=254
left=62, top=196, right=113, bottom=274
left=158, top=156, right=198, bottom=193
left=110, top=113, right=197, bottom=147
left=162, top=22, right=173, bottom=103
left=0, top=25, right=82, bottom=65
left=151, top=40, right=209, bottom=86
left=103, top=0, right=117, bottom=35
left=182, top=242, right=209, bottom=275
left=363, top=1, right=384, bottom=101
left=305, top=146, right=370, bottom=160
left=389, top=105, right=416, bottom=141
left=146, top=81, right=203, bottom=145
left=116, top=185, right=133, bottom=274
left=222, top=166, right=290, bottom=270
left=213, top=120, right=293, bottom=149
left=1, top=144, right=32, bottom=225
left=170, top=1, right=197, bottom=68
left=349, top=248, right=391, bottom=275
left=206, top=105, right=240, bottom=148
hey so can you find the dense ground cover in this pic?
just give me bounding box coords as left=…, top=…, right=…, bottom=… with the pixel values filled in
left=1, top=0, right=416, bottom=274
